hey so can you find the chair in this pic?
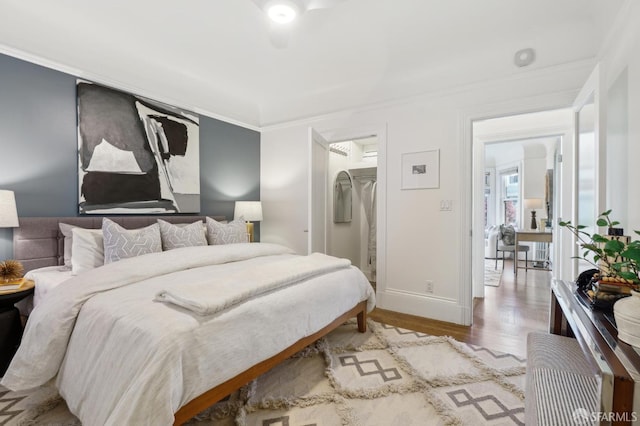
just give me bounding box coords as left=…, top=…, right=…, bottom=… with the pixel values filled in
left=495, top=224, right=529, bottom=272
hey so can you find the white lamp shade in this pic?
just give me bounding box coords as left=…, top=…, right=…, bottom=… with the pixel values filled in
left=0, top=190, right=19, bottom=227
left=234, top=201, right=263, bottom=222
left=523, top=198, right=544, bottom=210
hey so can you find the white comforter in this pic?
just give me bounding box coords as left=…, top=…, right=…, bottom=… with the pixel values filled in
left=1, top=243, right=375, bottom=425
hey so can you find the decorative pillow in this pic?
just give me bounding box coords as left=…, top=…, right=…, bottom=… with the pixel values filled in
left=206, top=216, right=247, bottom=245
left=158, top=219, right=207, bottom=251
left=102, top=218, right=162, bottom=264
left=71, top=227, right=104, bottom=275
left=500, top=224, right=516, bottom=246
left=59, top=223, right=76, bottom=266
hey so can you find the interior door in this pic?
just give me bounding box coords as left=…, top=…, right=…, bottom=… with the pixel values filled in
left=308, top=128, right=329, bottom=254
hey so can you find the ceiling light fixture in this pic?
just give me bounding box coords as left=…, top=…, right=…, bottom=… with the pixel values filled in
left=252, top=0, right=347, bottom=47
left=514, top=48, right=536, bottom=67
left=266, top=0, right=299, bottom=23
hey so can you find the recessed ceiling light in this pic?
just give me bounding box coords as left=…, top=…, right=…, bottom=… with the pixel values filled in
left=267, top=1, right=299, bottom=24
left=514, top=48, right=536, bottom=67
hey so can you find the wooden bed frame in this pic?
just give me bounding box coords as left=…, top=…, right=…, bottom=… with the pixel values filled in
left=12, top=216, right=370, bottom=425
left=173, top=300, right=368, bottom=425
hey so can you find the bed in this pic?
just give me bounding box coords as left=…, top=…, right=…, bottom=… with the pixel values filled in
left=1, top=216, right=375, bottom=425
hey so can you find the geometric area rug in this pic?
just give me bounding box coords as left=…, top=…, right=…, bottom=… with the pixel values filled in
left=0, top=320, right=526, bottom=425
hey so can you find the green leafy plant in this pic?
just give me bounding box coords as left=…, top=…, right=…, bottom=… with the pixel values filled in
left=559, top=210, right=640, bottom=284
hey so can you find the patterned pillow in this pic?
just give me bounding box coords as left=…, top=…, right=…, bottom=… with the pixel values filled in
left=206, top=216, right=247, bottom=245
left=102, top=218, right=162, bottom=264
left=158, top=219, right=207, bottom=250
left=500, top=224, right=516, bottom=246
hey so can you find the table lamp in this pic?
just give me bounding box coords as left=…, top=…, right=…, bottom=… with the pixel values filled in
left=524, top=198, right=543, bottom=230
left=234, top=201, right=263, bottom=242
left=0, top=190, right=19, bottom=261
left=0, top=190, right=19, bottom=228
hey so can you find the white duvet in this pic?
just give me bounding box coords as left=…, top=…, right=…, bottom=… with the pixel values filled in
left=14, top=265, right=73, bottom=316
left=1, top=243, right=375, bottom=425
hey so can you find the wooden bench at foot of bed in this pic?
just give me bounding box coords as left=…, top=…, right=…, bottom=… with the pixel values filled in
left=173, top=300, right=368, bottom=425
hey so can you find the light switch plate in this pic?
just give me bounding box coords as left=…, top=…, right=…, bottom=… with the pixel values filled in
left=440, top=200, right=453, bottom=211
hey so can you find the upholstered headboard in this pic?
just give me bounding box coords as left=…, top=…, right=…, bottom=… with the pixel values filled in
left=13, top=216, right=225, bottom=273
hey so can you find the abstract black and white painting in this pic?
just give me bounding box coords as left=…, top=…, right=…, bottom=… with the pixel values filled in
left=77, top=81, right=200, bottom=214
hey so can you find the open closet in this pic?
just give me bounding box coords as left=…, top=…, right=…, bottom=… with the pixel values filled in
left=327, top=137, right=378, bottom=284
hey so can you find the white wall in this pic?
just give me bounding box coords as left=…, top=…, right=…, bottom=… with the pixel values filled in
left=485, top=139, right=553, bottom=229
left=261, top=61, right=592, bottom=324
left=597, top=1, right=640, bottom=234
left=522, top=146, right=547, bottom=200
left=605, top=69, right=628, bottom=228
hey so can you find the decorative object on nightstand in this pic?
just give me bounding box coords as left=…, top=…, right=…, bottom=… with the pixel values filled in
left=0, top=259, right=24, bottom=283
left=523, top=198, right=543, bottom=230
left=234, top=201, right=263, bottom=242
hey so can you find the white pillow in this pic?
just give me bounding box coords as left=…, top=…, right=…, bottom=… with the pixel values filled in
left=102, top=218, right=162, bottom=264
left=71, top=227, right=104, bottom=275
left=206, top=216, right=247, bottom=245
left=59, top=223, right=76, bottom=266
left=158, top=219, right=207, bottom=250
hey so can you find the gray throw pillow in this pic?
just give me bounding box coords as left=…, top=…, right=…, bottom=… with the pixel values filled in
left=158, top=219, right=207, bottom=250
left=500, top=224, right=516, bottom=245
left=102, top=218, right=162, bottom=264
left=206, top=216, right=247, bottom=245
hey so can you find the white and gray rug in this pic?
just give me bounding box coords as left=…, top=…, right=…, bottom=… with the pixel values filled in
left=1, top=320, right=526, bottom=425
left=484, top=259, right=503, bottom=287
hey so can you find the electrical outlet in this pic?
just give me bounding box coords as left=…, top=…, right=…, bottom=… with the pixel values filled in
left=426, top=280, right=434, bottom=293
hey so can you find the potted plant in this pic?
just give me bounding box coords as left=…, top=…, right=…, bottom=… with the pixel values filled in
left=559, top=210, right=640, bottom=347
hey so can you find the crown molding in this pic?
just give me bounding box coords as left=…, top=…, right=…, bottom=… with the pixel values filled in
left=1, top=42, right=593, bottom=134
left=0, top=44, right=260, bottom=132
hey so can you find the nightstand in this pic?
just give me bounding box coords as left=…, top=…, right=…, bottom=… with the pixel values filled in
left=0, top=280, right=35, bottom=375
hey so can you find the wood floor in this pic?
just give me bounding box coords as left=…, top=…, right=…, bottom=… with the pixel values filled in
left=369, top=259, right=551, bottom=357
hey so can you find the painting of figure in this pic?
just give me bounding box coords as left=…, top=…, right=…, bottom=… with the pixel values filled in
left=77, top=81, right=200, bottom=214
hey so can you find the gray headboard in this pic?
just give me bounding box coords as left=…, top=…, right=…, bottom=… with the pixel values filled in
left=13, top=216, right=225, bottom=272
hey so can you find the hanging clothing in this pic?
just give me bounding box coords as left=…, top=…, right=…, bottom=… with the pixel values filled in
left=362, top=180, right=377, bottom=281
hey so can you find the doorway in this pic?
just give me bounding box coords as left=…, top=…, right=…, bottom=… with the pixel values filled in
left=308, top=124, right=387, bottom=296
left=471, top=108, right=573, bottom=302
left=326, top=137, right=378, bottom=285
left=482, top=137, right=558, bottom=287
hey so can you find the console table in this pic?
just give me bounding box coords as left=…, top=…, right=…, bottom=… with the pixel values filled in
left=550, top=279, right=640, bottom=424
left=515, top=230, right=552, bottom=277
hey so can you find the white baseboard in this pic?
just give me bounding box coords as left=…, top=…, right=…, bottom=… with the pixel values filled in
left=376, top=289, right=466, bottom=325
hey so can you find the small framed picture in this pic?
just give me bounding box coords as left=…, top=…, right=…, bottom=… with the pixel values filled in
left=401, top=149, right=439, bottom=190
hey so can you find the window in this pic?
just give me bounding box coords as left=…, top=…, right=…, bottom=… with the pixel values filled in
left=500, top=168, right=519, bottom=226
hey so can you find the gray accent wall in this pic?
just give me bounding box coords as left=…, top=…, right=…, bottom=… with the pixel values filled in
left=0, top=53, right=260, bottom=258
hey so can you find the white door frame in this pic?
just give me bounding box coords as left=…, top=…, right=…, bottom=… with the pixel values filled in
left=310, top=123, right=388, bottom=295
left=572, top=64, right=606, bottom=278
left=460, top=91, right=578, bottom=325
